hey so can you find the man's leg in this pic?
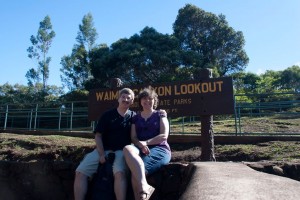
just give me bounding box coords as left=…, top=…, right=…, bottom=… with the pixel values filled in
left=114, top=171, right=127, bottom=200
left=112, top=150, right=129, bottom=200
left=74, top=149, right=100, bottom=200
left=74, top=172, right=89, bottom=200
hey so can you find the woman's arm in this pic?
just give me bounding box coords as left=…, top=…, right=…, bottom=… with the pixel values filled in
left=146, top=115, right=169, bottom=146
left=131, top=124, right=150, bottom=155
left=131, top=124, right=142, bottom=148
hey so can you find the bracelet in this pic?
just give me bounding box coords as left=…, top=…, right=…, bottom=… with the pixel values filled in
left=146, top=140, right=149, bottom=145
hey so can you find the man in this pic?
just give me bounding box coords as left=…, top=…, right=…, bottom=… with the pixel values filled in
left=74, top=88, right=135, bottom=200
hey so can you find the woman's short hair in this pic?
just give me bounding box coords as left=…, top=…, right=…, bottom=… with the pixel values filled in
left=138, top=86, right=158, bottom=109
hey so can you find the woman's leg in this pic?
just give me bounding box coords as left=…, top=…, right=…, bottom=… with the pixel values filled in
left=131, top=174, right=140, bottom=200
left=123, top=145, right=151, bottom=197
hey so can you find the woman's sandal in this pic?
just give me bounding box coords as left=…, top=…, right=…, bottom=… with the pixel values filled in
left=140, top=185, right=155, bottom=200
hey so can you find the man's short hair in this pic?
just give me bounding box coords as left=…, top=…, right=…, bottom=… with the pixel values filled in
left=118, top=88, right=135, bottom=100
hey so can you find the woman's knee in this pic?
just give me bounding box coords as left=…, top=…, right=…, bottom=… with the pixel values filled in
left=123, top=145, right=135, bottom=155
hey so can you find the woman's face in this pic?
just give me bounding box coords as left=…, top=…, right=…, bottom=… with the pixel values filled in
left=140, top=96, right=154, bottom=110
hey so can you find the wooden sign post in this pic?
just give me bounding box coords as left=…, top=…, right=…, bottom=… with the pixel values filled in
left=197, top=69, right=216, bottom=161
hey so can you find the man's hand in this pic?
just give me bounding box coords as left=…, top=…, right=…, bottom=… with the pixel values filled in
left=159, top=109, right=167, bottom=117
left=99, top=154, right=106, bottom=164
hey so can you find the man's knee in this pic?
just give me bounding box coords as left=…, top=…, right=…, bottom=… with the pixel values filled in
left=114, top=171, right=126, bottom=182
left=75, top=171, right=89, bottom=182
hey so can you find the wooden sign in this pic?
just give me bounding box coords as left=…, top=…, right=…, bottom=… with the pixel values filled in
left=88, top=77, right=234, bottom=120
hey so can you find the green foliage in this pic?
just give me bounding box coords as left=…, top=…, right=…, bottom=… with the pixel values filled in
left=0, top=83, right=63, bottom=107
left=84, top=44, right=111, bottom=89
left=59, top=89, right=89, bottom=102
left=76, top=12, right=98, bottom=51
left=60, top=44, right=89, bottom=90
left=60, top=13, right=98, bottom=91
left=173, top=4, right=249, bottom=77
left=279, top=65, right=300, bottom=92
left=27, top=15, right=55, bottom=91
left=88, top=27, right=184, bottom=89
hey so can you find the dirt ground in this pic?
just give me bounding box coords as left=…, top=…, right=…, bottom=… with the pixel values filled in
left=1, top=132, right=300, bottom=164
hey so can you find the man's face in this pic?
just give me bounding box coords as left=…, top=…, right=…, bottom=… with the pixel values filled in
left=118, top=93, right=134, bottom=109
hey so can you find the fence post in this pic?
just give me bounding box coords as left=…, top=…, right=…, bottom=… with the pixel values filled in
left=29, top=109, right=33, bottom=131
left=238, top=106, right=241, bottom=135
left=70, top=102, right=73, bottom=131
left=198, top=69, right=216, bottom=161
left=59, top=107, right=62, bottom=131
left=234, top=97, right=238, bottom=136
left=182, top=117, right=185, bottom=133
left=4, top=105, right=8, bottom=130
left=34, top=104, right=38, bottom=130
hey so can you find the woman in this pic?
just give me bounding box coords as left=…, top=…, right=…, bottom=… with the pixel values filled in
left=123, top=86, right=171, bottom=200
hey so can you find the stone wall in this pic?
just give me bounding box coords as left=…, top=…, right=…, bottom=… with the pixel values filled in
left=0, top=161, right=194, bottom=200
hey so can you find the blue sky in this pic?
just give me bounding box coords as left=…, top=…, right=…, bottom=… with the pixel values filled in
left=0, top=0, right=299, bottom=88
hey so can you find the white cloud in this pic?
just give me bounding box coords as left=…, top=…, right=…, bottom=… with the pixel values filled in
left=256, top=68, right=265, bottom=75
left=293, top=61, right=300, bottom=66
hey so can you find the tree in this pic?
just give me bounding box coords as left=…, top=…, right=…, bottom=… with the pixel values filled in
left=60, top=13, right=98, bottom=91
left=279, top=65, right=300, bottom=92
left=0, top=83, right=63, bottom=107
left=256, top=70, right=281, bottom=94
left=76, top=13, right=98, bottom=52
left=85, top=44, right=111, bottom=89
left=173, top=4, right=249, bottom=77
left=232, top=72, right=260, bottom=94
left=88, top=27, right=183, bottom=89
left=27, top=15, right=55, bottom=91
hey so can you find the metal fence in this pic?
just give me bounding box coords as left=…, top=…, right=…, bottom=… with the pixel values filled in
left=1, top=92, right=299, bottom=135
left=0, top=101, right=91, bottom=131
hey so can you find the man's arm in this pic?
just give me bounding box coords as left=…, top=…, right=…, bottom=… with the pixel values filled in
left=95, top=132, right=106, bottom=163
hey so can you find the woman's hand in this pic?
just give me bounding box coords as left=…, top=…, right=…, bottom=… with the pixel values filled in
left=141, top=145, right=150, bottom=155
left=140, top=141, right=150, bottom=155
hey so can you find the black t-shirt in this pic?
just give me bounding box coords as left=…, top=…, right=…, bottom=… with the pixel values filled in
left=94, top=108, right=135, bottom=151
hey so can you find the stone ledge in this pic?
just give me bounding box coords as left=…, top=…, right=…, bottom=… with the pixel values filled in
left=244, top=161, right=300, bottom=181
left=0, top=161, right=193, bottom=200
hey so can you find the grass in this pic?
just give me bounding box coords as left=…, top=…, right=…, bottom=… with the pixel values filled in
left=0, top=114, right=299, bottom=163
left=214, top=141, right=300, bottom=162
left=170, top=114, right=300, bottom=134
left=1, top=132, right=300, bottom=163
